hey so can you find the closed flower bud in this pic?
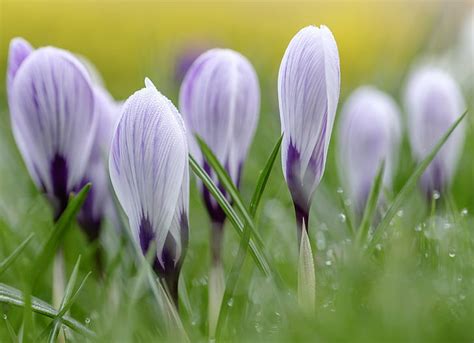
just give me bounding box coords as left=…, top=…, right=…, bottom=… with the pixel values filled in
left=78, top=86, right=121, bottom=241
left=338, top=86, right=401, bottom=213
left=110, top=78, right=189, bottom=302
left=278, top=25, right=340, bottom=239
left=8, top=41, right=97, bottom=219
left=179, top=48, right=260, bottom=260
left=404, top=67, right=466, bottom=199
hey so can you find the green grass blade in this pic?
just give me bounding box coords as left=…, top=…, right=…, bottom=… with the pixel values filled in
left=216, top=135, right=283, bottom=337
left=368, top=109, right=468, bottom=252
left=0, top=233, right=34, bottom=277
left=189, top=156, right=272, bottom=277
left=30, top=184, right=91, bottom=287
left=23, top=183, right=91, bottom=337
left=0, top=283, right=95, bottom=339
left=356, top=161, right=386, bottom=247
left=249, top=134, right=283, bottom=217
left=195, top=135, right=264, bottom=248
left=47, top=256, right=82, bottom=342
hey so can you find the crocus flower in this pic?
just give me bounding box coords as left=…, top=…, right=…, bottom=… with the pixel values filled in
left=110, top=78, right=189, bottom=302
left=77, top=86, right=120, bottom=241
left=179, top=48, right=260, bottom=261
left=278, top=25, right=340, bottom=241
left=404, top=66, right=466, bottom=199
left=8, top=40, right=97, bottom=219
left=338, top=86, right=401, bottom=214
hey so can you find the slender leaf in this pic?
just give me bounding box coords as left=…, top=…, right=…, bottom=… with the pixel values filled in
left=47, top=256, right=82, bottom=343
left=298, top=224, right=315, bottom=315
left=0, top=283, right=95, bottom=338
left=195, top=135, right=264, bottom=248
left=23, top=184, right=91, bottom=336
left=189, top=156, right=272, bottom=277
left=0, top=233, right=34, bottom=277
left=249, top=135, right=283, bottom=217
left=368, top=110, right=468, bottom=252
left=216, top=135, right=283, bottom=337
left=30, top=184, right=91, bottom=287
left=356, top=161, right=386, bottom=247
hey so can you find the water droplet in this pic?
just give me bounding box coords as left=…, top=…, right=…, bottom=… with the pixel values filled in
left=461, top=208, right=468, bottom=217
left=227, top=298, right=234, bottom=307
left=457, top=276, right=463, bottom=282
left=459, top=294, right=466, bottom=301
left=397, top=210, right=404, bottom=217
left=344, top=199, right=352, bottom=207
left=424, top=252, right=429, bottom=258
left=85, top=317, right=91, bottom=325
left=338, top=213, right=346, bottom=223
left=448, top=251, right=456, bottom=258
left=325, top=260, right=332, bottom=266
left=255, top=323, right=263, bottom=333
left=337, top=187, right=344, bottom=194
left=432, top=191, right=440, bottom=200
left=3, top=314, right=7, bottom=320
left=415, top=225, right=422, bottom=232
left=375, top=243, right=383, bottom=251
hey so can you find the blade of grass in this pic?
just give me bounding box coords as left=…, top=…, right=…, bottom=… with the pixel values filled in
left=0, top=283, right=95, bottom=339
left=368, top=109, right=468, bottom=252
left=195, top=135, right=264, bottom=248
left=216, top=135, right=282, bottom=338
left=189, top=156, right=272, bottom=278
left=36, top=270, right=92, bottom=342
left=47, top=256, right=82, bottom=343
left=23, top=184, right=91, bottom=337
left=0, top=233, right=34, bottom=277
left=356, top=161, right=386, bottom=247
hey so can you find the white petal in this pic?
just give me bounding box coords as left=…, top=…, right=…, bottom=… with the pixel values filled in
left=10, top=47, right=97, bottom=201
left=109, top=78, right=188, bottom=260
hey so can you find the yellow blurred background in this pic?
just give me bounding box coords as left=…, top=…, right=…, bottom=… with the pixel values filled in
left=0, top=0, right=471, bottom=104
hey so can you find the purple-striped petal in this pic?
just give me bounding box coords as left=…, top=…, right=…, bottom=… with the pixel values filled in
left=179, top=48, right=260, bottom=223
left=78, top=86, right=121, bottom=240
left=278, top=25, right=340, bottom=219
left=338, top=86, right=401, bottom=213
left=109, top=78, right=189, bottom=281
left=404, top=66, right=466, bottom=198
left=9, top=46, right=97, bottom=217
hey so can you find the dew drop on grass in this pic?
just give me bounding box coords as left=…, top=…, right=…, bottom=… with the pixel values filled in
left=397, top=210, right=404, bottom=217
left=2, top=314, right=7, bottom=320
left=338, top=213, right=346, bottom=223
left=459, top=294, right=466, bottom=301
left=375, top=243, right=383, bottom=251
left=415, top=225, right=422, bottom=232
left=432, top=191, right=440, bottom=200
left=461, top=208, right=468, bottom=217
left=227, top=298, right=234, bottom=307
left=85, top=317, right=91, bottom=325
left=325, top=260, right=332, bottom=266
left=448, top=251, right=456, bottom=258
left=336, top=187, right=343, bottom=194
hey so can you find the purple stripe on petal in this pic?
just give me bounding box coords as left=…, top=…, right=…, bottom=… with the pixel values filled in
left=50, top=154, right=69, bottom=220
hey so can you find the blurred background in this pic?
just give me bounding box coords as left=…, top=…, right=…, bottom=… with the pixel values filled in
left=0, top=1, right=473, bottom=341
